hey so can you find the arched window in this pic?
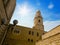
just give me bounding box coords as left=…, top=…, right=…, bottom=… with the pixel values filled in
left=31, top=39, right=33, bottom=42
left=37, top=32, right=39, bottom=37
left=38, top=20, right=40, bottom=22
left=28, top=39, right=30, bottom=42
left=29, top=31, right=31, bottom=35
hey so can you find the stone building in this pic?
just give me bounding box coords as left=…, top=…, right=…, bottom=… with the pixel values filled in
left=0, top=0, right=60, bottom=45
left=36, top=25, right=60, bottom=45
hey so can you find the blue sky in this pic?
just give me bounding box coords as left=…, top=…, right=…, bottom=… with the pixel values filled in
left=10, top=0, right=60, bottom=31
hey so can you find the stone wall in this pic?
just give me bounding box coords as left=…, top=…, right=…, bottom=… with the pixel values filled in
left=3, top=25, right=44, bottom=45
left=42, top=25, right=60, bottom=39
left=36, top=33, right=60, bottom=45
left=36, top=25, right=60, bottom=45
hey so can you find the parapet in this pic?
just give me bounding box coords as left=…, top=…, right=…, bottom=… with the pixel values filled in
left=42, top=25, right=60, bottom=40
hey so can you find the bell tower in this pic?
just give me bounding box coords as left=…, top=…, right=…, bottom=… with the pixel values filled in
left=33, top=10, right=44, bottom=31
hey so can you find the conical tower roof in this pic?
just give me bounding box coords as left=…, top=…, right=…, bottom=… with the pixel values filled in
left=35, top=10, right=42, bottom=18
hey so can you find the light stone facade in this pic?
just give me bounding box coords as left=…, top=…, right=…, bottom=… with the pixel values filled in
left=36, top=25, right=60, bottom=45
left=2, top=10, right=45, bottom=45
left=0, top=0, right=60, bottom=45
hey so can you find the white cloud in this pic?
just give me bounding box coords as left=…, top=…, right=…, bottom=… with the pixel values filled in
left=48, top=3, right=54, bottom=9
left=14, top=3, right=34, bottom=17
left=10, top=2, right=36, bottom=27
left=43, top=20, right=60, bottom=31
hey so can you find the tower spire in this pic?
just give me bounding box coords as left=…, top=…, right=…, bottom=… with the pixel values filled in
left=34, top=10, right=42, bottom=20
left=35, top=10, right=41, bottom=17
left=33, top=10, right=44, bottom=31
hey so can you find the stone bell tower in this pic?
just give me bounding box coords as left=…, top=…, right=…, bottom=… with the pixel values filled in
left=33, top=10, right=44, bottom=31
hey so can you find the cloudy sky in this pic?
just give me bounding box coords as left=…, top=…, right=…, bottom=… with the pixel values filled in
left=10, top=0, right=60, bottom=31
